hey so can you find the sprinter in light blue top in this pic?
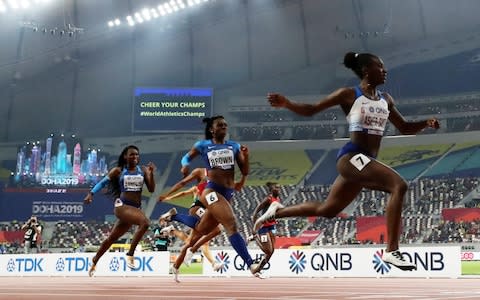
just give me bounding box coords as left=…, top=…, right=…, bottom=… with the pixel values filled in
left=83, top=145, right=156, bottom=277
left=176, top=116, right=264, bottom=279
left=259, top=51, right=440, bottom=273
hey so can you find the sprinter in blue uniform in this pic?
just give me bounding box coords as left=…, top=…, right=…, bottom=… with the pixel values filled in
left=179, top=116, right=263, bottom=278
left=84, top=145, right=155, bottom=276
left=256, top=51, right=440, bottom=271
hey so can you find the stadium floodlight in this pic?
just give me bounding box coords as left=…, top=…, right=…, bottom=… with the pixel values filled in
left=114, top=18, right=121, bottom=26
left=7, top=0, right=20, bottom=10
left=164, top=3, right=173, bottom=14
left=0, top=1, right=6, bottom=13
left=126, top=15, right=135, bottom=26
left=134, top=12, right=144, bottom=23
left=157, top=5, right=166, bottom=15
left=108, top=20, right=114, bottom=27
left=106, top=0, right=211, bottom=28
left=176, top=0, right=184, bottom=5
left=169, top=0, right=179, bottom=11
left=141, top=8, right=151, bottom=21
left=20, top=0, right=30, bottom=8
left=150, top=8, right=159, bottom=18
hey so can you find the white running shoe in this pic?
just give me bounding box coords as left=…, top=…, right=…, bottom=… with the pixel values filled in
left=382, top=250, right=417, bottom=271
left=88, top=264, right=96, bottom=277
left=247, top=234, right=256, bottom=242
left=172, top=267, right=180, bottom=283
left=160, top=225, right=175, bottom=234
left=159, top=207, right=177, bottom=223
left=126, top=255, right=135, bottom=269
left=253, top=202, right=284, bottom=232
left=183, top=247, right=194, bottom=267
left=212, top=262, right=224, bottom=271
left=249, top=263, right=266, bottom=279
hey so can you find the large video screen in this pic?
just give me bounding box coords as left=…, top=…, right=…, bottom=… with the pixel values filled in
left=132, top=87, right=213, bottom=132
left=9, top=134, right=109, bottom=188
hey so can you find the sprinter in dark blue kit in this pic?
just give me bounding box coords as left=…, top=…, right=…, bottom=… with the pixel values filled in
left=178, top=116, right=264, bottom=279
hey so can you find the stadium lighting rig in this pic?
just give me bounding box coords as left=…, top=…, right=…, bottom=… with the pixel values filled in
left=107, top=0, right=210, bottom=28
left=5, top=0, right=84, bottom=38
left=22, top=21, right=84, bottom=37
left=0, top=0, right=52, bottom=14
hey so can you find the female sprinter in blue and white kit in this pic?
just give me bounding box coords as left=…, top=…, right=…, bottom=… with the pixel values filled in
left=84, top=145, right=155, bottom=276
left=179, top=116, right=263, bottom=278
left=255, top=51, right=440, bottom=271
left=251, top=182, right=281, bottom=272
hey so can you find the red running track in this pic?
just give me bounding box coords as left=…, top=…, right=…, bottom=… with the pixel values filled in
left=0, top=276, right=479, bottom=300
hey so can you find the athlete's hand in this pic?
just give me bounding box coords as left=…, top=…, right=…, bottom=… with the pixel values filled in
left=83, top=193, right=93, bottom=205
left=427, top=118, right=440, bottom=129
left=181, top=166, right=189, bottom=177
left=158, top=194, right=167, bottom=202
left=234, top=181, right=243, bottom=191
left=267, top=93, right=289, bottom=108
left=146, top=162, right=156, bottom=173
left=240, top=144, right=249, bottom=156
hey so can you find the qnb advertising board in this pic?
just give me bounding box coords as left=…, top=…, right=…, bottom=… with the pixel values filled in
left=202, top=247, right=461, bottom=278
left=133, top=87, right=213, bottom=132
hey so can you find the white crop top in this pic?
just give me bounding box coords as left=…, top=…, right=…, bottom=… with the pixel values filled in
left=346, top=86, right=390, bottom=136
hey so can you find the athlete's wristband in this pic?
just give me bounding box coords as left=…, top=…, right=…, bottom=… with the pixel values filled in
left=181, top=153, right=192, bottom=167
left=90, top=176, right=110, bottom=194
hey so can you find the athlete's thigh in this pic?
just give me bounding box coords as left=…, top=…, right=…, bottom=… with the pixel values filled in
left=195, top=208, right=220, bottom=234
left=110, top=219, right=131, bottom=239
left=256, top=231, right=274, bottom=254
left=174, top=230, right=189, bottom=242
left=200, top=189, right=236, bottom=225
left=322, top=175, right=363, bottom=213
left=337, top=154, right=405, bottom=193
left=269, top=232, right=276, bottom=250
left=115, top=206, right=147, bottom=225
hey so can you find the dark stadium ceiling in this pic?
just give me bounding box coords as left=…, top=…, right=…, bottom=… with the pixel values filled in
left=0, top=0, right=480, bottom=87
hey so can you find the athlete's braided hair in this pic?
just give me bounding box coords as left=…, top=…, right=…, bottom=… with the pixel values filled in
left=202, top=115, right=224, bottom=139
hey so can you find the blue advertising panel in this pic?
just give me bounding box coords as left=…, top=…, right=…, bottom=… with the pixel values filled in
left=132, top=87, right=213, bottom=132
left=0, top=188, right=114, bottom=221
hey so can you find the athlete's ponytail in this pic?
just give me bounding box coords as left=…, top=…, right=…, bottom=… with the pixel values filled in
left=343, top=52, right=377, bottom=79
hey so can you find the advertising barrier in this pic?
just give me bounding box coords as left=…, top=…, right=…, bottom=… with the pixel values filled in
left=0, top=252, right=169, bottom=277
left=0, top=246, right=463, bottom=277
left=203, top=246, right=461, bottom=278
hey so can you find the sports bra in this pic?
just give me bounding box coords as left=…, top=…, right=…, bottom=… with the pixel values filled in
left=193, top=139, right=241, bottom=171
left=119, top=166, right=144, bottom=192
left=346, top=86, right=390, bottom=136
